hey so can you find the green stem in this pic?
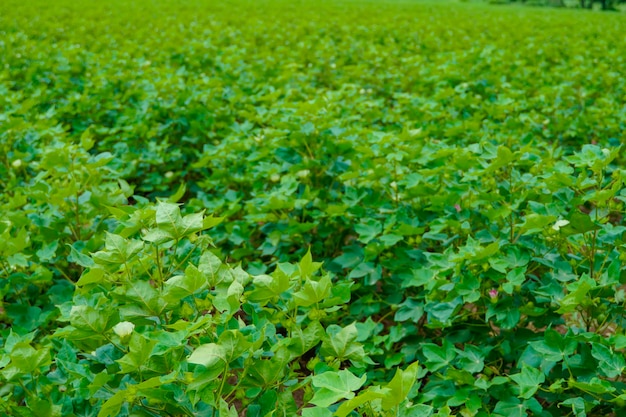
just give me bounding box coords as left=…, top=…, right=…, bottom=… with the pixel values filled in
left=138, top=258, right=155, bottom=281
left=69, top=155, right=82, bottom=241
left=0, top=261, right=11, bottom=277
left=17, top=380, right=33, bottom=399
left=167, top=240, right=200, bottom=278
left=155, top=245, right=164, bottom=290
left=216, top=364, right=230, bottom=402
left=102, top=333, right=128, bottom=353
left=590, top=229, right=598, bottom=279
left=124, top=261, right=132, bottom=282
left=75, top=190, right=82, bottom=241
left=225, top=363, right=252, bottom=404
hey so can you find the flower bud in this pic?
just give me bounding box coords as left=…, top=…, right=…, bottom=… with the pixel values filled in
left=296, top=169, right=310, bottom=179
left=113, top=321, right=135, bottom=341
left=552, top=219, right=569, bottom=231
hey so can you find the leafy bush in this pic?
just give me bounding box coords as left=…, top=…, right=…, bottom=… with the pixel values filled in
left=2, top=0, right=626, bottom=415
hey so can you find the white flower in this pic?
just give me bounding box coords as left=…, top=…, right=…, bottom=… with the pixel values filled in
left=113, top=321, right=135, bottom=338
left=11, top=159, right=22, bottom=168
left=552, top=219, right=570, bottom=231
left=296, top=169, right=310, bottom=179
left=165, top=171, right=174, bottom=179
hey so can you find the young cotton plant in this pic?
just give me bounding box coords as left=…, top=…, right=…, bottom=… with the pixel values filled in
left=13, top=201, right=419, bottom=416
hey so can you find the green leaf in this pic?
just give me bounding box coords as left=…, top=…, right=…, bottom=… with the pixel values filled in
left=332, top=247, right=363, bottom=269
left=248, top=272, right=290, bottom=305
left=181, top=211, right=205, bottom=236
left=97, top=374, right=175, bottom=417
left=559, top=397, right=587, bottom=417
left=26, top=398, right=62, bottom=417
left=104, top=232, right=143, bottom=262
left=402, top=268, right=435, bottom=288
left=334, top=389, right=386, bottom=417
left=320, top=323, right=368, bottom=365
left=299, top=247, right=323, bottom=278
left=70, top=305, right=116, bottom=335
left=421, top=341, right=456, bottom=372
left=569, top=377, right=615, bottom=394
left=5, top=342, right=51, bottom=375
left=456, top=345, right=486, bottom=374
left=121, top=281, right=166, bottom=317
left=246, top=351, right=289, bottom=387
left=486, top=145, right=515, bottom=172
left=142, top=228, right=175, bottom=245
left=519, top=213, right=556, bottom=235
left=163, top=264, right=208, bottom=302
left=310, top=370, right=366, bottom=407
left=355, top=219, right=382, bottom=244
left=116, top=333, right=157, bottom=373
left=557, top=274, right=596, bottom=314
left=301, top=122, right=315, bottom=135
left=492, top=398, right=527, bottom=417
left=97, top=390, right=127, bottom=417
left=67, top=243, right=95, bottom=267
left=394, top=298, right=424, bottom=323
left=203, top=215, right=224, bottom=230
left=510, top=365, right=545, bottom=399
left=591, top=343, right=625, bottom=378
left=36, top=240, right=58, bottom=262
left=188, top=343, right=228, bottom=369
left=76, top=268, right=106, bottom=287
left=379, top=234, right=403, bottom=247
left=213, top=280, right=244, bottom=315
left=88, top=372, right=113, bottom=396
left=567, top=212, right=601, bottom=235
left=529, top=329, right=577, bottom=362
left=381, top=361, right=420, bottom=410
left=503, top=267, right=526, bottom=295
left=219, top=330, right=252, bottom=362
left=287, top=321, right=325, bottom=359
left=303, top=408, right=333, bottom=417
left=399, top=404, right=434, bottom=417
left=198, top=251, right=224, bottom=286
left=347, top=262, right=376, bottom=279
left=148, top=201, right=206, bottom=242
left=167, top=182, right=186, bottom=202
left=294, top=274, right=332, bottom=307
left=155, top=201, right=184, bottom=238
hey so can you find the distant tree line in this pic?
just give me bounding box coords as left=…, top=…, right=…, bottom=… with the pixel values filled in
left=494, top=0, right=626, bottom=10
left=578, top=0, right=623, bottom=9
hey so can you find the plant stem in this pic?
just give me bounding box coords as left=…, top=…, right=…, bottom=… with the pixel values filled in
left=155, top=245, right=164, bottom=289
left=216, top=364, right=229, bottom=402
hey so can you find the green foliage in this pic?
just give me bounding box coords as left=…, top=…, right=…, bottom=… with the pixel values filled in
left=2, top=0, right=626, bottom=415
